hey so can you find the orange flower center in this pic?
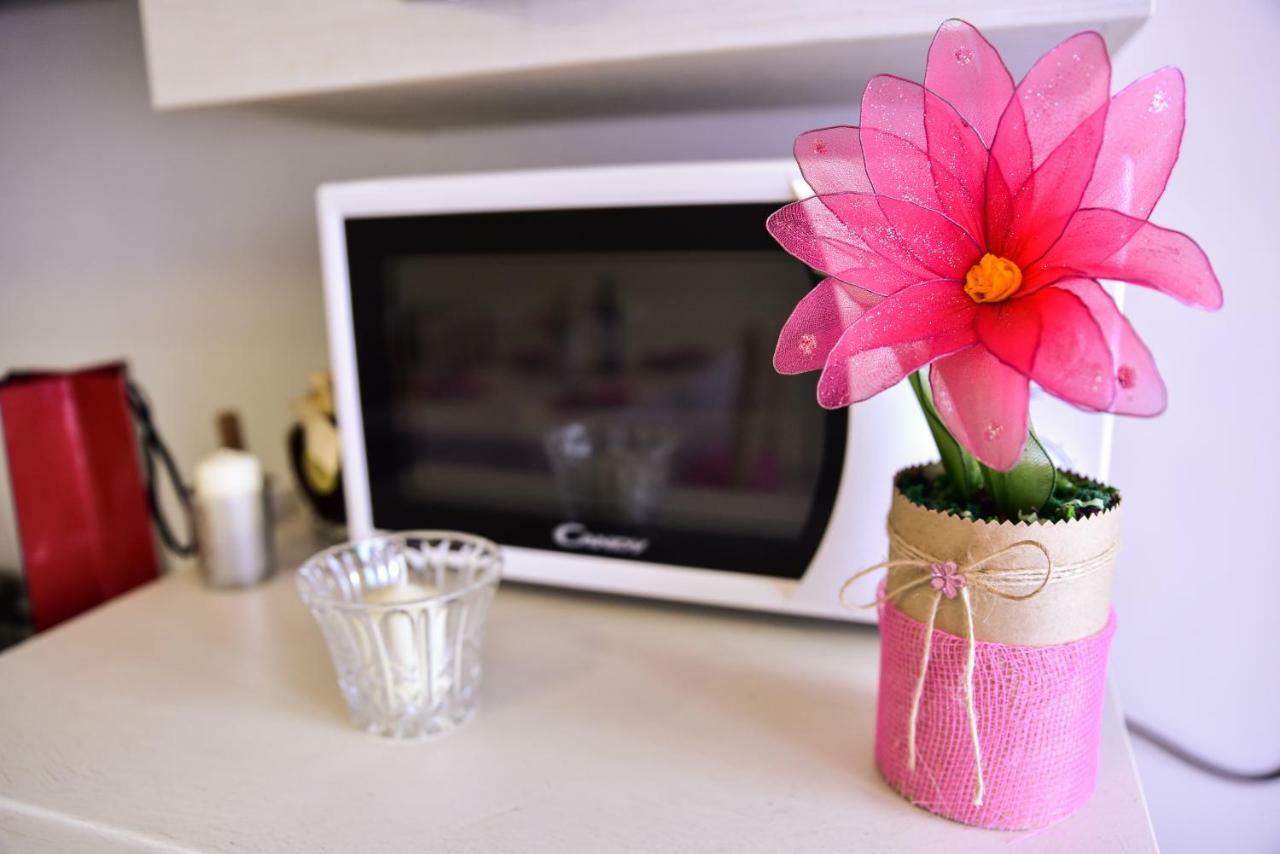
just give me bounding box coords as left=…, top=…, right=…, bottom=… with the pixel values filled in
left=964, top=253, right=1022, bottom=303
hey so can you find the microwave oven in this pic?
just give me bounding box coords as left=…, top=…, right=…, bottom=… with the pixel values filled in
left=318, top=160, right=1112, bottom=621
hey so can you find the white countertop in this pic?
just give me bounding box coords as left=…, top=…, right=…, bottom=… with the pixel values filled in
left=0, top=539, right=1156, bottom=853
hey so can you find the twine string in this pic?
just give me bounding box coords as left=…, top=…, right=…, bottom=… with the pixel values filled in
left=904, top=591, right=940, bottom=776
left=839, top=537, right=1056, bottom=808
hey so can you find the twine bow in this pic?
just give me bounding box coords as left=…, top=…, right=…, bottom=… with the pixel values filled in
left=840, top=538, right=1054, bottom=807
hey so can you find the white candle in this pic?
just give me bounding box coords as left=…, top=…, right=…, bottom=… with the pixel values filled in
left=193, top=449, right=269, bottom=587
left=194, top=448, right=263, bottom=497
left=363, top=580, right=439, bottom=606
left=363, top=581, right=450, bottom=705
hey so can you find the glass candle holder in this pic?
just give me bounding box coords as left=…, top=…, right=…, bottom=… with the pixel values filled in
left=296, top=532, right=501, bottom=738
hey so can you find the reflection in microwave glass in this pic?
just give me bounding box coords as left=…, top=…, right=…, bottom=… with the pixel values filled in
left=383, top=251, right=829, bottom=539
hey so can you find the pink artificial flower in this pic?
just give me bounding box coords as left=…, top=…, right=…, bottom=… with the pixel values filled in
left=769, top=19, right=1222, bottom=470
left=929, top=561, right=966, bottom=599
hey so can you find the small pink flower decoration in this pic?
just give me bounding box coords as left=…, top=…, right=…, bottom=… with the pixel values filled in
left=770, top=19, right=1222, bottom=470
left=929, top=561, right=966, bottom=599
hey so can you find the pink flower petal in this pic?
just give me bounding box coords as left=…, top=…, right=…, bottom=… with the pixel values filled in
left=1023, top=208, right=1223, bottom=309
left=987, top=32, right=1111, bottom=260
left=1001, top=102, right=1109, bottom=264
left=1081, top=67, right=1186, bottom=219
left=859, top=75, right=988, bottom=240
left=773, top=277, right=883, bottom=374
left=766, top=196, right=924, bottom=295
left=794, top=127, right=873, bottom=195
left=998, top=31, right=1112, bottom=171
left=923, top=93, right=991, bottom=242
left=862, top=76, right=926, bottom=151
left=925, top=19, right=1015, bottom=147
left=977, top=285, right=1115, bottom=411
left=929, top=345, right=1030, bottom=471
left=983, top=159, right=1016, bottom=260
left=983, top=31, right=1116, bottom=257
left=817, top=279, right=978, bottom=408
left=820, top=193, right=981, bottom=280
left=857, top=126, right=939, bottom=211
left=1052, top=278, right=1167, bottom=416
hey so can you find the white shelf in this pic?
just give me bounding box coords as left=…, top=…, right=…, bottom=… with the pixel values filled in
left=139, top=0, right=1151, bottom=124
left=0, top=542, right=1157, bottom=851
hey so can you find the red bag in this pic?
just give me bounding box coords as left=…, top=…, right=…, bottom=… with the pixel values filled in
left=0, top=363, right=191, bottom=631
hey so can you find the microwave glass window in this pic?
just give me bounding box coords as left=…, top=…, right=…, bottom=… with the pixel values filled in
left=346, top=205, right=846, bottom=578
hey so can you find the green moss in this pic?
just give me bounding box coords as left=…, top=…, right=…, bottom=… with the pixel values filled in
left=897, top=466, right=1119, bottom=525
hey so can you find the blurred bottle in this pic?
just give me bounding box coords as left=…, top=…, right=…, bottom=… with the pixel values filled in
left=287, top=371, right=346, bottom=528
left=592, top=276, right=625, bottom=376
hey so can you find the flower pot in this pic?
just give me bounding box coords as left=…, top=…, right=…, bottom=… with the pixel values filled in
left=873, top=465, right=1120, bottom=830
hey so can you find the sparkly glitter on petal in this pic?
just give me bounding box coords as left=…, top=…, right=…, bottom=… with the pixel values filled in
left=816, top=279, right=979, bottom=408
left=766, top=196, right=925, bottom=295
left=860, top=75, right=989, bottom=241
left=926, top=19, right=1015, bottom=146
left=820, top=193, right=982, bottom=280
left=1081, top=67, right=1186, bottom=219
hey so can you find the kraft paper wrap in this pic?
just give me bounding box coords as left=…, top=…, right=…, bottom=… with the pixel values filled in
left=886, top=466, right=1120, bottom=646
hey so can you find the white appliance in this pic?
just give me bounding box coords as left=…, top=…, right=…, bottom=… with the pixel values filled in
left=318, top=160, right=1111, bottom=621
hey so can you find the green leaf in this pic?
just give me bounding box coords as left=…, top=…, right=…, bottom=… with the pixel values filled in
left=980, top=426, right=1057, bottom=517
left=908, top=371, right=981, bottom=501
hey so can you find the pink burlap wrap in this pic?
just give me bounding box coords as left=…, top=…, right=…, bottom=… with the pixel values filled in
left=868, top=467, right=1121, bottom=830
left=875, top=597, right=1116, bottom=830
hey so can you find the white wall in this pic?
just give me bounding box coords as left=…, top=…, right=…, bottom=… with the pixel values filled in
left=0, top=0, right=1275, bottom=850
left=1106, top=1, right=1280, bottom=850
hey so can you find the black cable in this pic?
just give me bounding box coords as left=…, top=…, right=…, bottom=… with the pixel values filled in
left=125, top=381, right=197, bottom=558
left=1126, top=717, right=1280, bottom=783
